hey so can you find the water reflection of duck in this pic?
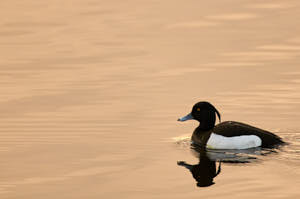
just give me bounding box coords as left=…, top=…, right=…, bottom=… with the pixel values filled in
left=177, top=147, right=262, bottom=187
left=177, top=150, right=221, bottom=187
left=178, top=101, right=284, bottom=149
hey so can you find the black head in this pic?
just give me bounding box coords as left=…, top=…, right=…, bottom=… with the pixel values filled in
left=178, top=101, right=221, bottom=130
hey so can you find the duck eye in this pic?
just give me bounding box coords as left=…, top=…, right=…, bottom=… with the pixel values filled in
left=197, top=108, right=200, bottom=111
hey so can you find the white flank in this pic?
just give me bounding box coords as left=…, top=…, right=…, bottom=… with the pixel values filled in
left=206, top=133, right=262, bottom=149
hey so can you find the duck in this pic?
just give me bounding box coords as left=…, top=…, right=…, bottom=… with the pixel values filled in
left=178, top=101, right=284, bottom=149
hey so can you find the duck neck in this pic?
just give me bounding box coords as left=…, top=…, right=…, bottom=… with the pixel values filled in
left=198, top=121, right=214, bottom=131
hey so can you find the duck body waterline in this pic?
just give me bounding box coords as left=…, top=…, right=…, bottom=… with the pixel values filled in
left=192, top=121, right=283, bottom=149
left=178, top=102, right=284, bottom=150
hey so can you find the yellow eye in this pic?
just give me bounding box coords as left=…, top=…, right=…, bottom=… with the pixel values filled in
left=197, top=108, right=200, bottom=111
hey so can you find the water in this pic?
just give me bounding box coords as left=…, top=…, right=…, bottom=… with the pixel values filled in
left=0, top=0, right=299, bottom=198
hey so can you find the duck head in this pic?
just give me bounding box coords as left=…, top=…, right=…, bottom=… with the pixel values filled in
left=178, top=101, right=221, bottom=130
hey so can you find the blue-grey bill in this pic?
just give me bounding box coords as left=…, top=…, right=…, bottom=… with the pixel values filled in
left=177, top=113, right=194, bottom=122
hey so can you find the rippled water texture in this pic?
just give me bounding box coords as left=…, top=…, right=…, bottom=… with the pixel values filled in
left=0, top=0, right=300, bottom=198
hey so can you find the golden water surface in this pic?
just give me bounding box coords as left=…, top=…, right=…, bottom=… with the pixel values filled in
left=0, top=0, right=300, bottom=198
